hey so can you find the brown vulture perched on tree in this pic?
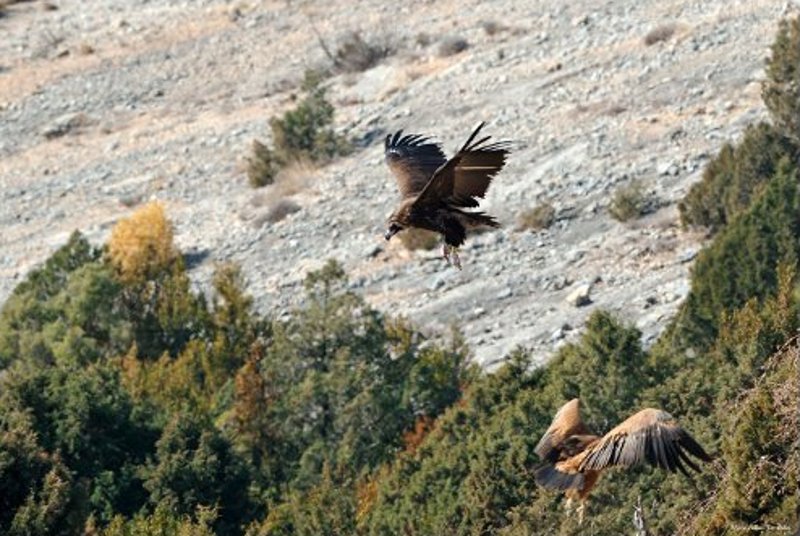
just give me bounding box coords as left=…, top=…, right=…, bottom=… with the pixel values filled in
left=383, top=122, right=510, bottom=269
left=534, top=398, right=713, bottom=524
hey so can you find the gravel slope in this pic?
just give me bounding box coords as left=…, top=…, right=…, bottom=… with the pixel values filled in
left=0, top=0, right=790, bottom=366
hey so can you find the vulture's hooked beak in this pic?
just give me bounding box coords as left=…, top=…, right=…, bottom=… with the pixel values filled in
left=384, top=228, right=397, bottom=241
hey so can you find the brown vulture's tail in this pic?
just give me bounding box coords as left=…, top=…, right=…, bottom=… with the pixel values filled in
left=462, top=211, right=500, bottom=229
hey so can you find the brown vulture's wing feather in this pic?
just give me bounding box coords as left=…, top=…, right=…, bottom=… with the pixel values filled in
left=451, top=134, right=510, bottom=205
left=384, top=130, right=447, bottom=198
left=533, top=460, right=585, bottom=491
left=575, top=408, right=712, bottom=476
left=414, top=122, right=510, bottom=208
left=534, top=398, right=590, bottom=463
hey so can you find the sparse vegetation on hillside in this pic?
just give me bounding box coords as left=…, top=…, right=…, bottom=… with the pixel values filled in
left=246, top=139, right=280, bottom=188
left=246, top=81, right=350, bottom=188
left=516, top=202, right=556, bottom=231
left=333, top=31, right=392, bottom=74
left=399, top=228, right=439, bottom=251
left=609, top=179, right=649, bottom=221
left=270, top=84, right=350, bottom=164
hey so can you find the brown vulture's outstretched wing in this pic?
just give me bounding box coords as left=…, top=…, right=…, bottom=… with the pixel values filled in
left=534, top=398, right=591, bottom=463
left=533, top=398, right=594, bottom=491
left=384, top=130, right=447, bottom=198
left=415, top=122, right=510, bottom=208
left=574, top=408, right=712, bottom=476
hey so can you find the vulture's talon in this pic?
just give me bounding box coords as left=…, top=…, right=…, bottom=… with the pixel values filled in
left=452, top=249, right=462, bottom=270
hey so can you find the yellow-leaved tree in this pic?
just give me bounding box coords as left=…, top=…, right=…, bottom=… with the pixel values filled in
left=108, top=202, right=176, bottom=283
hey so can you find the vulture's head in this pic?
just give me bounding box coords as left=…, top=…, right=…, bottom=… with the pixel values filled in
left=385, top=203, right=412, bottom=241
left=384, top=220, right=403, bottom=241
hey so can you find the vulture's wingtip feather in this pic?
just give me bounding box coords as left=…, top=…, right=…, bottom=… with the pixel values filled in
left=460, top=122, right=487, bottom=152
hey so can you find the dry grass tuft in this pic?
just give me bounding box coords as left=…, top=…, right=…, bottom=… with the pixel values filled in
left=78, top=42, right=95, bottom=55
left=644, top=23, right=677, bottom=46
left=262, top=199, right=301, bottom=224
left=516, top=202, right=556, bottom=231
left=399, top=228, right=439, bottom=251
left=415, top=33, right=432, bottom=48
left=250, top=160, right=315, bottom=207
left=481, top=21, right=506, bottom=36
left=436, top=36, right=469, bottom=57
left=272, top=159, right=315, bottom=197
left=250, top=160, right=315, bottom=227
left=334, top=31, right=392, bottom=73
left=609, top=180, right=650, bottom=222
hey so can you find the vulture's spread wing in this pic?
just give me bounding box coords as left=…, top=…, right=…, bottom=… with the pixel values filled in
left=535, top=398, right=591, bottom=463
left=533, top=462, right=585, bottom=491
left=415, top=122, right=510, bottom=208
left=384, top=130, right=447, bottom=198
left=575, top=408, right=712, bottom=476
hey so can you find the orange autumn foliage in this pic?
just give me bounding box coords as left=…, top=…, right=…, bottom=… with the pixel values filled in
left=108, top=202, right=176, bottom=283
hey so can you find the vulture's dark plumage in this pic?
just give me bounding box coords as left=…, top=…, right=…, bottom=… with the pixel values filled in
left=383, top=122, right=510, bottom=268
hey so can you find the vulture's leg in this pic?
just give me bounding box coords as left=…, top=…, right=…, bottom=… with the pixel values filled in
left=577, top=501, right=586, bottom=525
left=564, top=497, right=574, bottom=515
left=441, top=243, right=452, bottom=266
left=451, top=248, right=462, bottom=270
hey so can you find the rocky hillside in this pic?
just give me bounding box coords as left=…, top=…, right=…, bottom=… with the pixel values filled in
left=0, top=0, right=790, bottom=366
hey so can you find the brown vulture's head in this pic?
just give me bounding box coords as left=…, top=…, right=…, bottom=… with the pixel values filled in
left=384, top=202, right=413, bottom=241
left=384, top=220, right=403, bottom=241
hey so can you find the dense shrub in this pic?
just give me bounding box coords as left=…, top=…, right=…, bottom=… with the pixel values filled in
left=686, top=344, right=798, bottom=534
left=678, top=122, right=797, bottom=231
left=249, top=260, right=473, bottom=490
left=108, top=202, right=176, bottom=284
left=246, top=140, right=280, bottom=188
left=247, top=82, right=350, bottom=188
left=363, top=312, right=656, bottom=535
left=675, top=158, right=800, bottom=350
left=142, top=413, right=253, bottom=536
left=763, top=16, right=800, bottom=141
left=0, top=233, right=129, bottom=369
left=0, top=361, right=159, bottom=534
left=101, top=502, right=217, bottom=536
left=609, top=180, right=649, bottom=222
left=270, top=84, right=350, bottom=165
left=0, top=217, right=473, bottom=535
